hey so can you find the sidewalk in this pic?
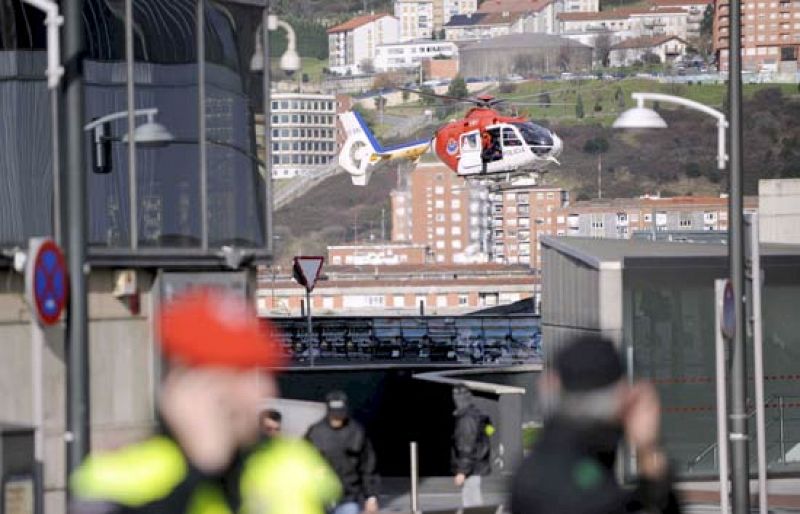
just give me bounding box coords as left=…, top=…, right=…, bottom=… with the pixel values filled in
left=378, top=477, right=800, bottom=513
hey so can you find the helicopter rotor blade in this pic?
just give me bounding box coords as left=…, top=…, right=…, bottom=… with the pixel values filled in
left=398, top=87, right=471, bottom=104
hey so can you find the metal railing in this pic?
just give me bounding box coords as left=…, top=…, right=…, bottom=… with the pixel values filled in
left=686, top=394, right=799, bottom=472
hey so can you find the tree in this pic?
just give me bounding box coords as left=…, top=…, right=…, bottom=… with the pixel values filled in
left=641, top=52, right=661, bottom=65
left=419, top=85, right=437, bottom=105
left=514, top=54, right=538, bottom=76
left=446, top=76, right=468, bottom=100
left=558, top=45, right=573, bottom=71
left=372, top=71, right=404, bottom=90
left=538, top=92, right=551, bottom=108
left=685, top=162, right=702, bottom=177
left=614, top=86, right=625, bottom=109
left=402, top=89, right=410, bottom=102
left=583, top=136, right=609, bottom=154
left=374, top=95, right=387, bottom=111
left=575, top=94, right=585, bottom=119
left=594, top=33, right=612, bottom=68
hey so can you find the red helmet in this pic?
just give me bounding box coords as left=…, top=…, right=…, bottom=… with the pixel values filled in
left=157, top=288, right=285, bottom=369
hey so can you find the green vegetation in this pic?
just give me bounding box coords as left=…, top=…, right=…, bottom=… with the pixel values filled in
left=498, top=78, right=800, bottom=127
left=268, top=17, right=329, bottom=60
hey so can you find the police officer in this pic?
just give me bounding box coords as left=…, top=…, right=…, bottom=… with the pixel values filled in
left=510, top=336, right=680, bottom=514
left=70, top=289, right=341, bottom=514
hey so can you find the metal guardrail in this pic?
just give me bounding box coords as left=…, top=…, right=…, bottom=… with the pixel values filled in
left=686, top=394, right=800, bottom=472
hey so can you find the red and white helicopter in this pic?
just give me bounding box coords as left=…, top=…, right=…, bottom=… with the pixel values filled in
left=338, top=93, right=563, bottom=186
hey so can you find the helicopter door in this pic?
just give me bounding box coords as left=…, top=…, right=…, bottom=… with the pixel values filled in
left=458, top=130, right=482, bottom=176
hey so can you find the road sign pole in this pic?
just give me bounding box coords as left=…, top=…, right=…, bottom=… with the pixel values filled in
left=306, top=287, right=313, bottom=367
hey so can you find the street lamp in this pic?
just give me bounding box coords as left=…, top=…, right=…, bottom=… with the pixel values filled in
left=250, top=15, right=302, bottom=74
left=613, top=91, right=751, bottom=513
left=249, top=7, right=301, bottom=257
left=83, top=108, right=174, bottom=173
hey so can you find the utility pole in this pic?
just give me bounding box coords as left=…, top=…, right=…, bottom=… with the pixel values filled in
left=597, top=154, right=602, bottom=199
left=728, top=0, right=749, bottom=503
left=62, top=0, right=89, bottom=481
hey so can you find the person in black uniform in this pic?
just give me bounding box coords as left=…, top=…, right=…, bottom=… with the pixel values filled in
left=452, top=385, right=492, bottom=507
left=511, top=336, right=680, bottom=514
left=306, top=390, right=380, bottom=514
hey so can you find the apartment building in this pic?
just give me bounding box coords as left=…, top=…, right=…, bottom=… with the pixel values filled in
left=396, top=0, right=436, bottom=40
left=374, top=40, right=458, bottom=71
left=555, top=195, right=759, bottom=239
left=328, top=243, right=428, bottom=265
left=714, top=0, right=800, bottom=72
left=256, top=93, right=338, bottom=179
left=609, top=35, right=689, bottom=66
left=558, top=6, right=689, bottom=40
left=444, top=11, right=536, bottom=41
left=649, top=0, right=712, bottom=39
left=257, top=264, right=537, bottom=316
left=488, top=182, right=570, bottom=268
left=391, top=162, right=491, bottom=264
left=328, top=13, right=400, bottom=75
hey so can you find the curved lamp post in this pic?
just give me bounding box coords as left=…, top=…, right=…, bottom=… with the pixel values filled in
left=613, top=91, right=754, bottom=514
left=83, top=108, right=174, bottom=173
left=249, top=8, right=301, bottom=257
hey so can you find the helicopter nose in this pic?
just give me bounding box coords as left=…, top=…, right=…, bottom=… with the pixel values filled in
left=549, top=132, right=563, bottom=158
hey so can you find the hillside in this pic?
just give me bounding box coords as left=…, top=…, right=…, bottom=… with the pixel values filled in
left=273, top=81, right=800, bottom=262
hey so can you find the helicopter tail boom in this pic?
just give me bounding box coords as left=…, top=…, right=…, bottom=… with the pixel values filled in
left=338, top=111, right=430, bottom=186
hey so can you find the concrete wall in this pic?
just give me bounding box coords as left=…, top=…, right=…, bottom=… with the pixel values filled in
left=759, top=178, right=800, bottom=244
left=0, top=268, right=160, bottom=514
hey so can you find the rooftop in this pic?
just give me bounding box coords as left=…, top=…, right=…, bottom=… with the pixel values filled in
left=540, top=236, right=800, bottom=270
left=611, top=34, right=687, bottom=49
left=648, top=0, right=712, bottom=6
left=477, top=0, right=553, bottom=13
left=558, top=6, right=686, bottom=21
left=328, top=13, right=393, bottom=34
left=445, top=11, right=526, bottom=27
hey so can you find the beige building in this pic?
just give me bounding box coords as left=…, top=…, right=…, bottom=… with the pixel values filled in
left=396, top=0, right=436, bottom=40
left=714, top=0, right=800, bottom=71
left=392, top=162, right=491, bottom=264
left=609, top=35, right=689, bottom=66
left=554, top=195, right=759, bottom=239
left=759, top=179, right=800, bottom=244
left=257, top=264, right=538, bottom=316
left=489, top=182, right=570, bottom=268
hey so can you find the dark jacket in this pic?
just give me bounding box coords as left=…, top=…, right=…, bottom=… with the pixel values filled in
left=451, top=404, right=492, bottom=477
left=306, top=418, right=379, bottom=503
left=510, top=417, right=680, bottom=514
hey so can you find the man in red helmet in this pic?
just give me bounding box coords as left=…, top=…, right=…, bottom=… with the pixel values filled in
left=70, top=288, right=341, bottom=514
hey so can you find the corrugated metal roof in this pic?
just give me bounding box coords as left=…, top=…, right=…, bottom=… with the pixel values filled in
left=461, top=32, right=591, bottom=50
left=541, top=235, right=800, bottom=270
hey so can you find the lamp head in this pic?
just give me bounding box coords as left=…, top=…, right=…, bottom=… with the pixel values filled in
left=123, top=120, right=175, bottom=147
left=612, top=106, right=668, bottom=129
left=280, top=49, right=301, bottom=76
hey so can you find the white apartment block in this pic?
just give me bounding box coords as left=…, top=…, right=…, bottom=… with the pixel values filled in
left=564, top=0, right=599, bottom=12
left=650, top=0, right=711, bottom=39
left=629, top=8, right=689, bottom=39
left=328, top=13, right=400, bottom=75
left=558, top=7, right=688, bottom=40
left=265, top=93, right=338, bottom=179
left=395, top=0, right=435, bottom=41
left=374, top=40, right=458, bottom=71
left=444, top=11, right=536, bottom=41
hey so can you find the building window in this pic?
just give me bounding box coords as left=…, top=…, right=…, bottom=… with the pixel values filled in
left=458, top=294, right=469, bottom=306
left=393, top=295, right=405, bottom=307
left=437, top=295, right=448, bottom=307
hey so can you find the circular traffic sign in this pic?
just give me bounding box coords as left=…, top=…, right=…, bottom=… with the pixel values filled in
left=721, top=280, right=735, bottom=340
left=31, top=240, right=68, bottom=325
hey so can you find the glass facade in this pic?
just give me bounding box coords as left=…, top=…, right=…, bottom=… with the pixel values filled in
left=624, top=256, right=800, bottom=478
left=0, top=0, right=269, bottom=254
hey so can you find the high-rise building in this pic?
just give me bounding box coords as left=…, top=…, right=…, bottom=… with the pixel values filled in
left=713, top=0, right=800, bottom=72
left=391, top=162, right=491, bottom=264
left=488, top=182, right=570, bottom=268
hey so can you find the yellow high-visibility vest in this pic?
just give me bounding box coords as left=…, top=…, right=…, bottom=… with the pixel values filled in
left=71, top=435, right=342, bottom=514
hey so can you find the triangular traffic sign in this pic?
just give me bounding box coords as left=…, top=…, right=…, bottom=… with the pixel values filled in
left=293, top=256, right=324, bottom=291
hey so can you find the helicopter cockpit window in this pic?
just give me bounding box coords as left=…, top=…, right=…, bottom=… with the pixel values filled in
left=513, top=122, right=554, bottom=154
left=502, top=127, right=523, bottom=147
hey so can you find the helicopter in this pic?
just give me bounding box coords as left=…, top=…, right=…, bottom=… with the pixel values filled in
left=338, top=92, right=563, bottom=186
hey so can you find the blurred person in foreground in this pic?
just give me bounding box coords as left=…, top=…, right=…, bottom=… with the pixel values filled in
left=261, top=408, right=283, bottom=438
left=306, top=390, right=380, bottom=514
left=511, top=336, right=680, bottom=514
left=451, top=385, right=493, bottom=507
left=70, top=289, right=341, bottom=514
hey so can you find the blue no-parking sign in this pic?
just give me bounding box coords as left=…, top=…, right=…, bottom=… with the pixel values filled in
left=26, top=238, right=68, bottom=326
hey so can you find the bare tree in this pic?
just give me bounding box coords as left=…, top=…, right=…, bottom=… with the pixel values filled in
left=594, top=33, right=612, bottom=68
left=360, top=58, right=375, bottom=74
